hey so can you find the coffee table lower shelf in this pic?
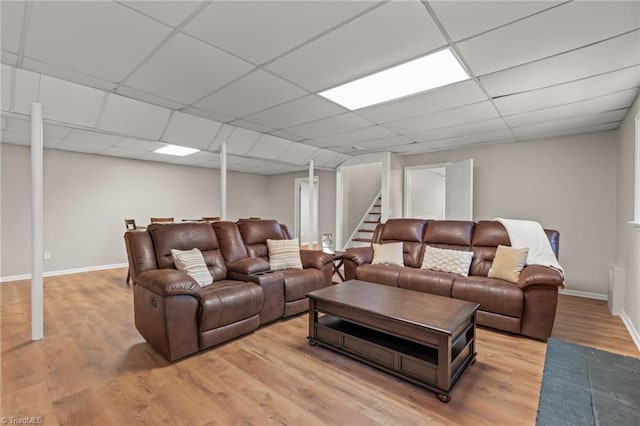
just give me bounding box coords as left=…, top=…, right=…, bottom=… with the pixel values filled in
left=308, top=315, right=475, bottom=403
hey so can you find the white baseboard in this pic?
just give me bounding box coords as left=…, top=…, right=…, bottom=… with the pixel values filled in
left=1, top=262, right=128, bottom=283
left=621, top=310, right=640, bottom=352
left=559, top=288, right=608, bottom=300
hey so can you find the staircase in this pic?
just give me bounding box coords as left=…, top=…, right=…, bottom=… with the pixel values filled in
left=346, top=193, right=382, bottom=248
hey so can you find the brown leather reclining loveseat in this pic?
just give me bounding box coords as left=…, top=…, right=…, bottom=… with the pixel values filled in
left=343, top=219, right=564, bottom=341
left=124, top=219, right=333, bottom=361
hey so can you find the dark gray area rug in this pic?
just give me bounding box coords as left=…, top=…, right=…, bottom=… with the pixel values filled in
left=536, top=338, right=640, bottom=426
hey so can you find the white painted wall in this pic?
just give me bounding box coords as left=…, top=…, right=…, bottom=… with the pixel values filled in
left=616, top=93, right=640, bottom=347
left=0, top=143, right=270, bottom=277
left=404, top=131, right=618, bottom=295
left=341, top=162, right=382, bottom=240
left=406, top=168, right=445, bottom=219
left=389, top=153, right=403, bottom=218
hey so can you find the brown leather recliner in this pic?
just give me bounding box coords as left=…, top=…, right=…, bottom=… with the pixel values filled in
left=343, top=219, right=564, bottom=341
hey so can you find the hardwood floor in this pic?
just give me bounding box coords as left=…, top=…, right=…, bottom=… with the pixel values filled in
left=2, top=268, right=638, bottom=425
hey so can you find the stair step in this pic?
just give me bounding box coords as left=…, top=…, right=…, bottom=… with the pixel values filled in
left=373, top=204, right=382, bottom=207
left=363, top=221, right=379, bottom=224
left=358, top=229, right=374, bottom=233
left=352, top=238, right=372, bottom=243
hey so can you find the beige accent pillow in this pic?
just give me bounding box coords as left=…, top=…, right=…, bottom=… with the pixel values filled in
left=421, top=245, right=473, bottom=277
left=488, top=245, right=529, bottom=284
left=171, top=248, right=214, bottom=287
left=371, top=242, right=404, bottom=267
left=267, top=238, right=303, bottom=271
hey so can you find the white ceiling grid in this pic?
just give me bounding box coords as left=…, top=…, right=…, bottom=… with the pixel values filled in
left=0, top=0, right=638, bottom=175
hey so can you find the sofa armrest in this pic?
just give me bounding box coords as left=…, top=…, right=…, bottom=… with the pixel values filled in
left=519, top=265, right=565, bottom=290
left=300, top=250, right=333, bottom=270
left=227, top=257, right=271, bottom=274
left=135, top=269, right=201, bottom=297
left=343, top=247, right=373, bottom=266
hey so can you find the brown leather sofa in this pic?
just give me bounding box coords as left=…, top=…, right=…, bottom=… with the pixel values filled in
left=343, top=219, right=564, bottom=341
left=124, top=220, right=332, bottom=361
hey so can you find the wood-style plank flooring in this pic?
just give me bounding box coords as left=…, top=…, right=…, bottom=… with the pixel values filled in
left=1, top=268, right=638, bottom=425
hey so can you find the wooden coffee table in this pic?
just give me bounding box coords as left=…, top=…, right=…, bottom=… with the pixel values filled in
left=307, top=280, right=479, bottom=402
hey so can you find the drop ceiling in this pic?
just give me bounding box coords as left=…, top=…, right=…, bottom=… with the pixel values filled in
left=1, top=0, right=639, bottom=175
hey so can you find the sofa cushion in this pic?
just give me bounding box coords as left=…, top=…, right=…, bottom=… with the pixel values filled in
left=398, top=268, right=456, bottom=297
left=199, top=280, right=263, bottom=332
left=452, top=276, right=523, bottom=318
left=423, top=220, right=475, bottom=249
left=376, top=219, right=427, bottom=267
left=488, top=245, right=529, bottom=284
left=281, top=269, right=325, bottom=302
left=356, top=264, right=402, bottom=287
left=170, top=248, right=214, bottom=286
left=267, top=238, right=303, bottom=270
left=372, top=242, right=404, bottom=266
left=238, top=220, right=287, bottom=258
left=469, top=221, right=512, bottom=277
left=421, top=245, right=473, bottom=277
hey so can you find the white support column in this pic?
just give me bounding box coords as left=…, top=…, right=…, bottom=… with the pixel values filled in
left=31, top=103, right=44, bottom=341
left=308, top=159, right=314, bottom=249
left=220, top=140, right=227, bottom=220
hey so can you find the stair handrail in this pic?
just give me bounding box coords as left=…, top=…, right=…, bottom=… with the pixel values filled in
left=343, top=190, right=382, bottom=249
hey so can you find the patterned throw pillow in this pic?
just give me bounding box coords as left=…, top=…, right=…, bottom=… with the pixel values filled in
left=371, top=242, right=404, bottom=266
left=267, top=238, right=303, bottom=271
left=171, top=248, right=214, bottom=287
left=488, top=245, right=529, bottom=284
left=421, top=245, right=473, bottom=276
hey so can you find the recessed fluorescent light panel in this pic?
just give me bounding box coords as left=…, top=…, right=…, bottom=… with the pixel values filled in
left=319, top=49, right=469, bottom=110
left=154, top=144, right=199, bottom=156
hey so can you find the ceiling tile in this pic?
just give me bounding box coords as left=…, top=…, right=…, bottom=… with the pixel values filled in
left=65, top=129, right=122, bottom=145
left=6, top=117, right=29, bottom=133
left=181, top=106, right=234, bottom=124
left=1, top=0, right=25, bottom=53
left=121, top=1, right=203, bottom=27
left=504, top=89, right=639, bottom=128
left=266, top=1, right=447, bottom=91
left=229, top=119, right=275, bottom=134
left=209, top=123, right=235, bottom=151
left=390, top=143, right=433, bottom=155
left=183, top=1, right=378, bottom=65
left=324, top=153, right=351, bottom=168
left=494, top=66, right=640, bottom=116
left=430, top=1, right=561, bottom=42
left=116, top=85, right=186, bottom=110
left=423, top=129, right=516, bottom=149
left=457, top=1, right=640, bottom=76
left=99, top=94, right=171, bottom=140
left=13, top=68, right=40, bottom=115
left=1, top=130, right=29, bottom=145
left=101, top=146, right=145, bottom=159
left=277, top=142, right=318, bottom=165
left=57, top=139, right=109, bottom=154
left=512, top=109, right=628, bottom=137
left=268, top=130, right=306, bottom=142
left=312, top=149, right=341, bottom=167
left=38, top=75, right=105, bottom=127
left=311, top=125, right=397, bottom=147
left=480, top=30, right=640, bottom=97
left=409, top=118, right=508, bottom=143
left=21, top=57, right=118, bottom=92
left=124, top=33, right=254, bottom=105
left=1, top=117, right=7, bottom=130
left=247, top=134, right=292, bottom=160
left=1, top=50, right=18, bottom=67
left=188, top=150, right=220, bottom=163
left=194, top=70, right=308, bottom=117
left=384, top=101, right=500, bottom=134
left=283, top=113, right=374, bottom=139
left=356, top=80, right=488, bottom=123
left=226, top=127, right=261, bottom=155
left=517, top=122, right=621, bottom=141
left=116, top=137, right=165, bottom=152
left=162, top=111, right=221, bottom=149
left=1, top=64, right=12, bottom=111
left=44, top=137, right=63, bottom=149
left=244, top=95, right=346, bottom=129
left=25, top=1, right=171, bottom=81
left=354, top=136, right=414, bottom=150
left=43, top=123, right=72, bottom=140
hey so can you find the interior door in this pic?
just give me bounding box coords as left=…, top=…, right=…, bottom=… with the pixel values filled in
left=445, top=159, right=473, bottom=221
left=297, top=178, right=319, bottom=247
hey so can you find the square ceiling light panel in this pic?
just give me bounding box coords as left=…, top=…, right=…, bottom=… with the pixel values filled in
left=154, top=144, right=199, bottom=156
left=319, top=49, right=469, bottom=110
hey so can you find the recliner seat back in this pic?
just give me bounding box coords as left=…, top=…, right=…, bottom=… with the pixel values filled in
left=373, top=219, right=428, bottom=268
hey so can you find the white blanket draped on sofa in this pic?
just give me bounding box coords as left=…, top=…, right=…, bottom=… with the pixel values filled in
left=494, top=218, right=565, bottom=279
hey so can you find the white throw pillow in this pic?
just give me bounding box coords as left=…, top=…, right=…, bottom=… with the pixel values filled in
left=421, top=245, right=473, bottom=277
left=267, top=238, right=303, bottom=270
left=171, top=248, right=214, bottom=286
left=371, top=242, right=404, bottom=267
